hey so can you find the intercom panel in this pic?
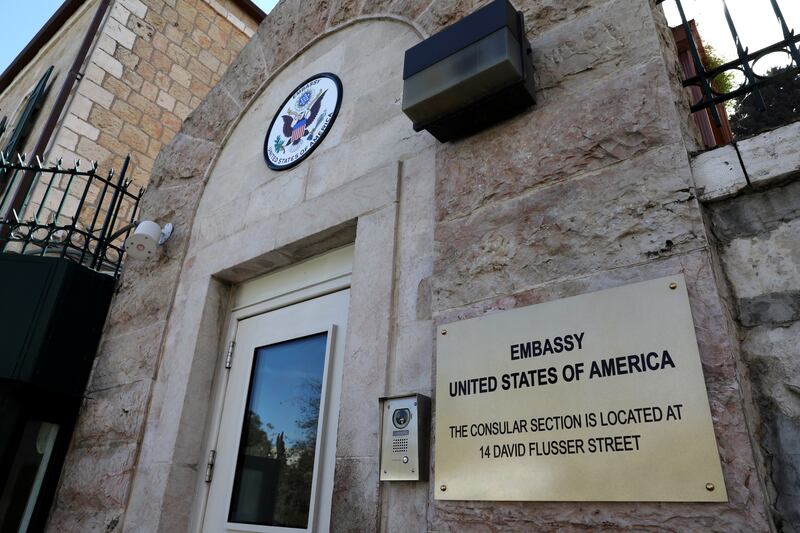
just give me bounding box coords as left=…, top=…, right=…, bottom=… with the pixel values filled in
left=379, top=393, right=430, bottom=481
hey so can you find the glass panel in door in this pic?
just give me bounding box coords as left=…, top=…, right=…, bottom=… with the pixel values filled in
left=228, top=332, right=328, bottom=528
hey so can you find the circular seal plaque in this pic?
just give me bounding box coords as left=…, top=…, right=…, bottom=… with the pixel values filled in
left=263, top=73, right=343, bottom=171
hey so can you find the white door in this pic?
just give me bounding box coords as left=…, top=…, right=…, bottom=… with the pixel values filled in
left=202, top=287, right=349, bottom=533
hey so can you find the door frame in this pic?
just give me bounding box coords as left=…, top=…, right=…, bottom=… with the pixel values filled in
left=196, top=245, right=354, bottom=532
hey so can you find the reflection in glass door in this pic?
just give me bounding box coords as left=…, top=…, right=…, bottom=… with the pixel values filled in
left=202, top=284, right=349, bottom=533
left=229, top=333, right=328, bottom=528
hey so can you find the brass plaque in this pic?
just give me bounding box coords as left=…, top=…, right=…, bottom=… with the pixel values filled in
left=435, top=275, right=727, bottom=502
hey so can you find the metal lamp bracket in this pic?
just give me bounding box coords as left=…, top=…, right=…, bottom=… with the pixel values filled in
left=159, top=223, right=173, bottom=245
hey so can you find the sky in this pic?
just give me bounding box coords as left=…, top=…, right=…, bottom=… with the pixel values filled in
left=0, top=0, right=63, bottom=75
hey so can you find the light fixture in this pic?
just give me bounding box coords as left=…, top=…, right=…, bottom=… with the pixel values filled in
left=402, top=0, right=535, bottom=142
left=124, top=221, right=173, bottom=260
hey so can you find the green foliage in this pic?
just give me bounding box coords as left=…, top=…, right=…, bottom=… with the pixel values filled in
left=704, top=46, right=736, bottom=96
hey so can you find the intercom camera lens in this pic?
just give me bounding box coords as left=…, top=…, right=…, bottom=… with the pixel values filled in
left=392, top=408, right=411, bottom=429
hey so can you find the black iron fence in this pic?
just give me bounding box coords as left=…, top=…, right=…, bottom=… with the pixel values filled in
left=0, top=153, right=143, bottom=277
left=659, top=0, right=800, bottom=128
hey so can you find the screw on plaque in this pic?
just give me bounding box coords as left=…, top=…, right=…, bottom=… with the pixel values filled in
left=669, top=282, right=678, bottom=290
left=705, top=482, right=715, bottom=491
left=440, top=484, right=447, bottom=492
left=441, top=329, right=447, bottom=335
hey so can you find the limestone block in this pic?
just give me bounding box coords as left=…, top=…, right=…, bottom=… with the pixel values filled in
left=197, top=94, right=287, bottom=210
left=327, top=0, right=361, bottom=28
left=276, top=161, right=399, bottom=249
left=52, top=128, right=79, bottom=152
left=738, top=291, right=800, bottom=327
left=119, top=462, right=170, bottom=532
left=120, top=0, right=147, bottom=19
left=415, top=0, right=486, bottom=36
left=45, top=508, right=124, bottom=533
left=191, top=193, right=253, bottom=253
left=738, top=120, right=800, bottom=188
left=185, top=212, right=281, bottom=282
left=395, top=147, right=436, bottom=324
left=89, top=321, right=166, bottom=391
left=149, top=133, right=218, bottom=186
left=341, top=75, right=403, bottom=148
left=361, top=0, right=431, bottom=21
left=331, top=457, right=380, bottom=531
left=181, top=83, right=242, bottom=145
left=144, top=464, right=201, bottom=532
left=53, top=442, right=138, bottom=511
left=533, top=0, right=661, bottom=99
left=384, top=482, right=430, bottom=533
left=241, top=167, right=306, bottom=227
left=72, top=380, right=152, bottom=447
left=118, top=123, right=149, bottom=154
left=434, top=144, right=704, bottom=311
left=336, top=204, right=397, bottom=459
left=133, top=280, right=216, bottom=467
left=517, top=0, right=615, bottom=36
left=93, top=48, right=125, bottom=79
left=105, top=17, right=138, bottom=49
left=196, top=219, right=356, bottom=285
left=63, top=114, right=100, bottom=142
left=105, top=255, right=184, bottom=332
left=391, top=321, right=434, bottom=394
left=721, top=219, right=800, bottom=300
left=762, top=410, right=800, bottom=531
left=742, top=321, right=800, bottom=419
left=691, top=144, right=748, bottom=202
left=304, top=114, right=425, bottom=200
left=706, top=178, right=800, bottom=242
left=436, top=61, right=683, bottom=221
left=70, top=93, right=94, bottom=121
left=254, top=0, right=331, bottom=72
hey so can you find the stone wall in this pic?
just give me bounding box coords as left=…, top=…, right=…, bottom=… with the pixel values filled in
left=24, top=0, right=259, bottom=227
left=695, top=121, right=800, bottom=532
left=46, top=0, right=778, bottom=531
left=428, top=0, right=770, bottom=529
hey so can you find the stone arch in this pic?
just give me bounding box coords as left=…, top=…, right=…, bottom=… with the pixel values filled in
left=98, top=1, right=483, bottom=529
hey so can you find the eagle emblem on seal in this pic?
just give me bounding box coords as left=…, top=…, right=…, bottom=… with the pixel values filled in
left=280, top=89, right=328, bottom=147
left=264, top=73, right=342, bottom=170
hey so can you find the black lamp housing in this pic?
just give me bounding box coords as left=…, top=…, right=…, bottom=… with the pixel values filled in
left=402, top=0, right=535, bottom=142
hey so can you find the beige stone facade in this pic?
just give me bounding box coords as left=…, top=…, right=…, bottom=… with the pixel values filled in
left=47, top=0, right=257, bottom=187
left=2, top=0, right=797, bottom=531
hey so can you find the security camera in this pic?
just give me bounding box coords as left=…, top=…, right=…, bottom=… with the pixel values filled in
left=124, top=220, right=173, bottom=260
left=392, top=408, right=412, bottom=429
